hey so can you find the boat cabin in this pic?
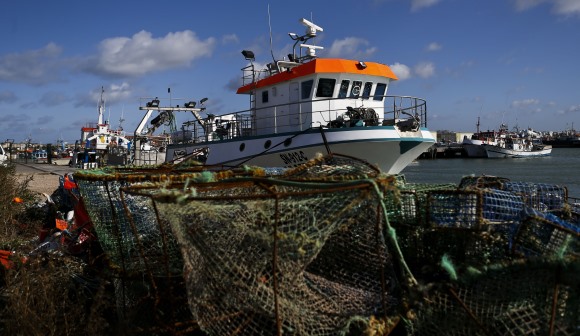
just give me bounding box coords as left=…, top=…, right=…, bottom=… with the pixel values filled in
left=236, top=58, right=398, bottom=136
left=32, top=150, right=48, bottom=163
left=157, top=18, right=424, bottom=147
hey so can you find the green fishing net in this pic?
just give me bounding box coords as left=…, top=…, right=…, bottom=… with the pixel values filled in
left=72, top=159, right=579, bottom=335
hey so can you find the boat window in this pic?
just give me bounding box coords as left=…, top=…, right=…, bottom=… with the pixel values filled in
left=362, top=82, right=373, bottom=99
left=350, top=81, right=362, bottom=98
left=338, top=80, right=350, bottom=98
left=262, top=90, right=269, bottom=103
left=301, top=80, right=313, bottom=99
left=315, top=78, right=336, bottom=98
left=373, top=83, right=387, bottom=101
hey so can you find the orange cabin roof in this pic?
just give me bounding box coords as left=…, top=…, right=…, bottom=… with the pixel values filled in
left=236, top=58, right=398, bottom=94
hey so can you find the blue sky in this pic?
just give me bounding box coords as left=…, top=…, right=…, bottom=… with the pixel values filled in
left=1, top=0, right=579, bottom=145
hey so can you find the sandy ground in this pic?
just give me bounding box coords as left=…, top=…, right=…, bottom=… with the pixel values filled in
left=18, top=173, right=61, bottom=197
left=14, top=162, right=76, bottom=199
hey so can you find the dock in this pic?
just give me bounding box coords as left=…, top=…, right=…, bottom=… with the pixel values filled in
left=419, top=143, right=467, bottom=159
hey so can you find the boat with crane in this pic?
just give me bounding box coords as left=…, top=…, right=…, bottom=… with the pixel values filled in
left=136, top=18, right=436, bottom=173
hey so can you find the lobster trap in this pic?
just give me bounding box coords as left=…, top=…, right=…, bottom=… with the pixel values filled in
left=73, top=165, right=268, bottom=334
left=392, top=175, right=580, bottom=335
left=71, top=159, right=580, bottom=335
left=123, top=174, right=415, bottom=336
left=409, top=257, right=580, bottom=336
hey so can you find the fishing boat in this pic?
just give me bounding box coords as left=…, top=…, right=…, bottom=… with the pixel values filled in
left=461, top=118, right=500, bottom=158
left=482, top=136, right=552, bottom=158
left=79, top=88, right=138, bottom=167
left=137, top=18, right=435, bottom=173
left=542, top=127, right=580, bottom=148
left=31, top=150, right=48, bottom=163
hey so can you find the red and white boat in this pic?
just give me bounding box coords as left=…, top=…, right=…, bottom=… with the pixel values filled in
left=461, top=118, right=500, bottom=158
left=141, top=18, right=435, bottom=173
left=81, top=88, right=131, bottom=153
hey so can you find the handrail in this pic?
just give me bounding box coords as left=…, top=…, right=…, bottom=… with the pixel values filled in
left=220, top=95, right=426, bottom=119
left=175, top=95, right=427, bottom=144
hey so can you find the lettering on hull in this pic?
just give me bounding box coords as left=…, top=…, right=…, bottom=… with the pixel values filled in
left=280, top=151, right=308, bottom=166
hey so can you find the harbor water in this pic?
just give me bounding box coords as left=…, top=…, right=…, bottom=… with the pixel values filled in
left=401, top=147, right=580, bottom=197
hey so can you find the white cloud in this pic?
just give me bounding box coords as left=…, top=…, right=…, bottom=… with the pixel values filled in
left=73, top=83, right=134, bottom=108
left=326, top=37, right=377, bottom=59
left=415, top=62, right=436, bottom=78
left=0, top=43, right=63, bottom=85
left=225, top=62, right=270, bottom=91
left=426, top=42, right=442, bottom=51
left=102, top=83, right=133, bottom=104
left=511, top=98, right=540, bottom=108
left=513, top=0, right=548, bottom=12
left=513, top=0, right=580, bottom=16
left=390, top=62, right=412, bottom=81
left=553, top=0, right=580, bottom=16
left=411, top=0, right=441, bottom=12
left=250, top=62, right=270, bottom=80
left=92, top=30, right=216, bottom=77
left=222, top=34, right=239, bottom=44
left=554, top=105, right=580, bottom=115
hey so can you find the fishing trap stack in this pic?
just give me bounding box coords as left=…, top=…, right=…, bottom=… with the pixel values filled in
left=73, top=165, right=268, bottom=334
left=391, top=175, right=580, bottom=335
left=72, top=157, right=580, bottom=335
left=122, top=154, right=416, bottom=336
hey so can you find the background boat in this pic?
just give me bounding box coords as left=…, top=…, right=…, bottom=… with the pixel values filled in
left=483, top=135, right=552, bottom=158
left=543, top=129, right=580, bottom=148
left=461, top=118, right=500, bottom=158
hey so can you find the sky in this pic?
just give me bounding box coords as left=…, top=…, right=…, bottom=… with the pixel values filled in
left=1, top=0, right=579, bottom=145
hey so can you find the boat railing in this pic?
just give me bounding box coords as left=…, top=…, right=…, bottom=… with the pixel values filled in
left=177, top=95, right=427, bottom=144
left=241, top=64, right=271, bottom=87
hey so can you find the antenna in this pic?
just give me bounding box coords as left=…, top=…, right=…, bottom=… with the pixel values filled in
left=287, top=17, right=324, bottom=62
left=118, top=105, right=125, bottom=130
left=300, top=18, right=323, bottom=37
left=98, top=86, right=105, bottom=125
left=477, top=103, right=483, bottom=132
left=268, top=4, right=276, bottom=64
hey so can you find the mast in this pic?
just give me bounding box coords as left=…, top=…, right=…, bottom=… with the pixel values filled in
left=98, top=86, right=105, bottom=125
left=118, top=107, right=125, bottom=131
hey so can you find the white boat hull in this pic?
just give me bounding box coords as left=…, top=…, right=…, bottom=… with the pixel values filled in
left=483, top=144, right=552, bottom=158
left=166, top=127, right=435, bottom=174
left=462, top=143, right=488, bottom=158
left=462, top=138, right=499, bottom=158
